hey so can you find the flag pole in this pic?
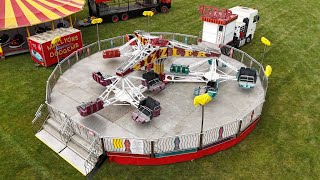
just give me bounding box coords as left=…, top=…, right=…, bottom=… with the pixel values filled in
left=199, top=105, right=204, bottom=149
left=260, top=37, right=271, bottom=66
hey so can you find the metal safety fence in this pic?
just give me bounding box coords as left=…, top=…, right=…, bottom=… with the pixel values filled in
left=103, top=137, right=151, bottom=155
left=220, top=45, right=268, bottom=93
left=100, top=36, right=125, bottom=50
left=202, top=120, right=240, bottom=147
left=153, top=133, right=200, bottom=155
left=150, top=32, right=198, bottom=45
left=40, top=32, right=268, bottom=160
left=240, top=101, right=265, bottom=131
left=32, top=104, right=49, bottom=134
left=46, top=103, right=101, bottom=143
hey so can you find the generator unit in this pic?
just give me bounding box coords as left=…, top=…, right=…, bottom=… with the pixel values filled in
left=199, top=5, right=259, bottom=48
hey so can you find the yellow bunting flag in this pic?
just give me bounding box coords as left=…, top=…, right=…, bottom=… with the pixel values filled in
left=261, top=37, right=271, bottom=46
left=265, top=65, right=272, bottom=77
left=0, top=46, right=4, bottom=59
left=91, top=18, right=103, bottom=24
left=194, top=93, right=212, bottom=106
left=143, top=11, right=154, bottom=17
left=51, top=36, right=61, bottom=45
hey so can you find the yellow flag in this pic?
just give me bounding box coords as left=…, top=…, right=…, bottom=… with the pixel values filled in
left=91, top=18, right=103, bottom=24
left=143, top=11, right=154, bottom=17
left=0, top=46, right=4, bottom=58
left=261, top=37, right=271, bottom=46
left=51, top=36, right=61, bottom=45
left=265, top=65, right=272, bottom=77
left=194, top=93, right=212, bottom=106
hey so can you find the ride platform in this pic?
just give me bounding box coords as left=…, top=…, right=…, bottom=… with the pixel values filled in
left=49, top=52, right=265, bottom=139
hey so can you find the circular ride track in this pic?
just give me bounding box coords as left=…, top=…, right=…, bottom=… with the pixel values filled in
left=44, top=32, right=268, bottom=167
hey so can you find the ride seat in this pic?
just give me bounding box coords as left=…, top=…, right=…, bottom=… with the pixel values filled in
left=132, top=96, right=162, bottom=123
left=77, top=98, right=104, bottom=117
left=142, top=71, right=165, bottom=91
left=92, top=72, right=113, bottom=86
left=238, top=67, right=257, bottom=89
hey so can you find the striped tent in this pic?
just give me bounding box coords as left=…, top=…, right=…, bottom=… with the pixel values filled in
left=0, top=0, right=85, bottom=30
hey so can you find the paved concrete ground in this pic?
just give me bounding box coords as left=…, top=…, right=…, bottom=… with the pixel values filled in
left=50, top=51, right=265, bottom=139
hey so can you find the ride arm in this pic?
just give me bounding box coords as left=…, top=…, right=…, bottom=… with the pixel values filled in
left=217, top=58, right=238, bottom=72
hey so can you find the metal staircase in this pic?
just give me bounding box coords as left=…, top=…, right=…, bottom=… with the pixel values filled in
left=33, top=103, right=104, bottom=176
left=84, top=137, right=103, bottom=175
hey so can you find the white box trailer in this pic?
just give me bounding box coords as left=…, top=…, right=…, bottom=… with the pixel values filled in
left=200, top=5, right=259, bottom=48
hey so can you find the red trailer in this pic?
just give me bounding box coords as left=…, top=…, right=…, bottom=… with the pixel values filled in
left=87, top=0, right=172, bottom=22
left=28, top=28, right=83, bottom=67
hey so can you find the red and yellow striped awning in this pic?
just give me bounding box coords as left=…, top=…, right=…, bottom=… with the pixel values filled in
left=0, top=0, right=85, bottom=30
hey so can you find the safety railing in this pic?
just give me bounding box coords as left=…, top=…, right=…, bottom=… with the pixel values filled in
left=32, top=104, right=49, bottom=133
left=153, top=133, right=200, bottom=154
left=100, top=36, right=125, bottom=50
left=150, top=32, right=198, bottom=45
left=84, top=137, right=103, bottom=175
left=220, top=45, right=268, bottom=93
left=103, top=137, right=151, bottom=155
left=46, top=103, right=101, bottom=143
left=100, top=98, right=263, bottom=157
left=202, top=120, right=240, bottom=147
left=240, top=101, right=265, bottom=131
left=40, top=32, right=268, bottom=161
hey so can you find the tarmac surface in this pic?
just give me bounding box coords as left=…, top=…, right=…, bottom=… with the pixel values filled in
left=50, top=51, right=265, bottom=139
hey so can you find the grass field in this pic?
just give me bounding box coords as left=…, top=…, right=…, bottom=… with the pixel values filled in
left=0, top=0, right=320, bottom=179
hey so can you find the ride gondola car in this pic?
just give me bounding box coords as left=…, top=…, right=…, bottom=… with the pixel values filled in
left=142, top=71, right=165, bottom=91
left=237, top=67, right=257, bottom=89
left=131, top=96, right=161, bottom=123
left=92, top=71, right=115, bottom=86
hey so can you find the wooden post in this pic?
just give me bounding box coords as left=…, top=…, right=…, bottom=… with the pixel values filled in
left=151, top=141, right=155, bottom=158
left=26, top=26, right=30, bottom=37
left=51, top=21, right=55, bottom=30
left=237, top=120, right=242, bottom=137
left=69, top=15, right=73, bottom=27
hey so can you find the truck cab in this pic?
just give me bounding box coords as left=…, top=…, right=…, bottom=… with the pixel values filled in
left=230, top=6, right=259, bottom=47
left=199, top=5, right=259, bottom=48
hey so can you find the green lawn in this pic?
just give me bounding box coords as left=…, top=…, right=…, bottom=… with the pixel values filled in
left=0, top=0, right=319, bottom=179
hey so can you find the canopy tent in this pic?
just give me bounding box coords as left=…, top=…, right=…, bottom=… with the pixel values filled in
left=0, top=0, right=85, bottom=30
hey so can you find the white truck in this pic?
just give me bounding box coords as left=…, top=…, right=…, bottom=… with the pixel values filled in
left=200, top=5, right=260, bottom=48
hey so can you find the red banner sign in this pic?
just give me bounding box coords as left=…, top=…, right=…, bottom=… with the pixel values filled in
left=199, top=5, right=233, bottom=20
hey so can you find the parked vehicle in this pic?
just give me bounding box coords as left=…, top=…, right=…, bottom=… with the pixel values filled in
left=87, top=0, right=172, bottom=22
left=200, top=5, right=259, bottom=48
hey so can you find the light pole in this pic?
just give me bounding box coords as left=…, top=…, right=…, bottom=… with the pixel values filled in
left=143, top=11, right=154, bottom=32
left=91, top=18, right=103, bottom=51
left=260, top=37, right=271, bottom=66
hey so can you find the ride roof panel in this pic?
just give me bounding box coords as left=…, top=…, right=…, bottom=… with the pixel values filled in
left=0, top=0, right=85, bottom=30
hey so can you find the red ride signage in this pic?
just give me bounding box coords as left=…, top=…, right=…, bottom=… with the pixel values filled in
left=199, top=5, right=233, bottom=20
left=28, top=28, right=83, bottom=67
